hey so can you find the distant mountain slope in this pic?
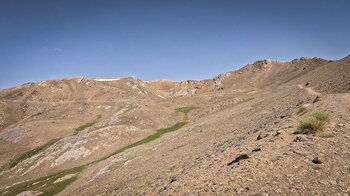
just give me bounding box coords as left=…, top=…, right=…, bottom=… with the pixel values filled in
left=212, top=57, right=330, bottom=91
left=0, top=55, right=349, bottom=196
left=291, top=55, right=350, bottom=93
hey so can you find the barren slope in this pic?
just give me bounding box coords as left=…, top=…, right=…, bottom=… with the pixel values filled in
left=0, top=55, right=349, bottom=196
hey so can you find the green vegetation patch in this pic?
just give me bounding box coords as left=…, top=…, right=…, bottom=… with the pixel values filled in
left=74, top=122, right=96, bottom=135
left=175, top=106, right=198, bottom=115
left=0, top=166, right=85, bottom=196
left=73, top=115, right=102, bottom=135
left=297, top=106, right=307, bottom=115
left=9, top=138, right=61, bottom=168
left=95, top=122, right=188, bottom=163
left=8, top=115, right=102, bottom=169
left=2, top=121, right=187, bottom=196
left=295, top=111, right=330, bottom=134
left=317, top=132, right=335, bottom=138
left=175, top=106, right=198, bottom=120
left=242, top=97, right=255, bottom=102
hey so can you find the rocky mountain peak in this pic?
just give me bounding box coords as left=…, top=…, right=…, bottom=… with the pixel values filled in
left=291, top=56, right=329, bottom=64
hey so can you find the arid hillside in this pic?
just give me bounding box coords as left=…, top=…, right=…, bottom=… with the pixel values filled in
left=0, top=55, right=349, bottom=196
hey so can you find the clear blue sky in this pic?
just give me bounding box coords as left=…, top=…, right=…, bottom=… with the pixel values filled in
left=1, top=0, right=350, bottom=89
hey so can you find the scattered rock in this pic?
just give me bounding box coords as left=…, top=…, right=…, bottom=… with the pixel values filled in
left=328, top=180, right=337, bottom=185
left=274, top=131, right=281, bottom=137
left=312, top=157, right=322, bottom=164
left=276, top=154, right=287, bottom=160
left=319, top=180, right=328, bottom=185
left=292, top=149, right=309, bottom=156
left=280, top=115, right=287, bottom=119
left=263, top=133, right=270, bottom=138
left=296, top=100, right=304, bottom=106
left=257, top=133, right=262, bottom=140
left=252, top=147, right=261, bottom=152
left=0, top=126, right=31, bottom=142
left=53, top=173, right=77, bottom=184
left=337, top=123, right=344, bottom=127
left=227, top=154, right=249, bottom=166
left=312, top=96, right=321, bottom=103
left=77, top=77, right=84, bottom=83
left=170, top=176, right=177, bottom=183
left=249, top=192, right=268, bottom=196
left=293, top=136, right=305, bottom=142
left=17, top=191, right=43, bottom=196
left=1, top=56, right=349, bottom=196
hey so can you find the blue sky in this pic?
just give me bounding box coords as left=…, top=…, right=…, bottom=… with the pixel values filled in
left=1, top=0, right=350, bottom=89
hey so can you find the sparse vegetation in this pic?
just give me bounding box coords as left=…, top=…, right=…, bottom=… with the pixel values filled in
left=299, top=153, right=309, bottom=157
left=175, top=106, right=198, bottom=119
left=2, top=53, right=350, bottom=196
left=317, top=132, right=335, bottom=138
left=4, top=106, right=19, bottom=126
left=74, top=122, right=95, bottom=135
left=215, top=97, right=254, bottom=113
left=9, top=138, right=61, bottom=168
left=8, top=115, right=102, bottom=169
left=295, top=111, right=330, bottom=134
left=296, top=152, right=309, bottom=157
left=0, top=166, right=84, bottom=196
left=243, top=97, right=255, bottom=102
left=1, top=122, right=188, bottom=195
left=308, top=163, right=322, bottom=170
left=297, top=106, right=307, bottom=115
left=96, top=122, right=188, bottom=163
left=73, top=115, right=102, bottom=135
left=175, top=106, right=198, bottom=115
left=336, top=88, right=350, bottom=93
left=207, top=143, right=225, bottom=155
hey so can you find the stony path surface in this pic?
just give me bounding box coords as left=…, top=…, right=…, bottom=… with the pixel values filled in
left=297, top=84, right=320, bottom=95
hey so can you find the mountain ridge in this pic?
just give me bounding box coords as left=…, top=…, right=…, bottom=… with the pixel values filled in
left=0, top=56, right=333, bottom=92
left=0, top=54, right=349, bottom=196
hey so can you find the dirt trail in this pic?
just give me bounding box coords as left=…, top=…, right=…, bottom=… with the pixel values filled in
left=297, top=84, right=320, bottom=95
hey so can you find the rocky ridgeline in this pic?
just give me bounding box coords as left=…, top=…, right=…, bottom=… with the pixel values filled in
left=0, top=55, right=349, bottom=195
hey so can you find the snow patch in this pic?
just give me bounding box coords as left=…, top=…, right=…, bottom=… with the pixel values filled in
left=94, top=78, right=121, bottom=82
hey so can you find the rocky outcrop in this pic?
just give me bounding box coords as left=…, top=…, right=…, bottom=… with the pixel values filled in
left=0, top=126, right=31, bottom=143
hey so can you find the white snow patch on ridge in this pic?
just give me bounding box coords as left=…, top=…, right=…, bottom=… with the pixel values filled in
left=94, top=78, right=121, bottom=81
